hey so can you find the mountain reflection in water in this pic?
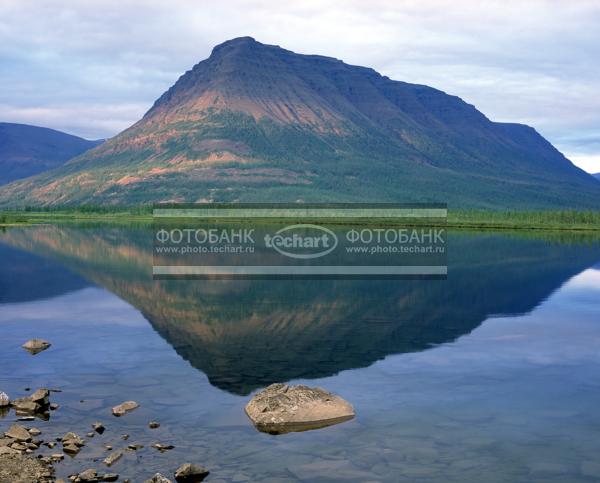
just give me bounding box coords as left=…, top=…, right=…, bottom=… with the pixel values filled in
left=1, top=226, right=599, bottom=395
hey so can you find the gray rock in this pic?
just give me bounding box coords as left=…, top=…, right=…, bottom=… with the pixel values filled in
left=0, top=438, right=14, bottom=447
left=77, top=469, right=99, bottom=482
left=112, top=401, right=139, bottom=417
left=63, top=443, right=81, bottom=455
left=102, top=474, right=119, bottom=482
left=148, top=421, right=160, bottom=429
left=22, top=339, right=51, bottom=355
left=174, top=463, right=210, bottom=482
left=92, top=422, right=105, bottom=434
left=152, top=443, right=175, bottom=452
left=245, top=383, right=355, bottom=434
left=4, top=424, right=32, bottom=442
left=62, top=432, right=85, bottom=447
left=11, top=388, right=51, bottom=415
left=103, top=450, right=123, bottom=467
left=28, top=427, right=42, bottom=436
left=146, top=474, right=172, bottom=483
left=0, top=392, right=9, bottom=407
left=0, top=446, right=20, bottom=456
left=30, top=388, right=50, bottom=405
left=11, top=398, right=39, bottom=413
left=51, top=453, right=65, bottom=462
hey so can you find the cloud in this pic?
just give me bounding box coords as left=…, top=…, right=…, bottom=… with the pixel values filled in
left=0, top=0, right=599, bottom=171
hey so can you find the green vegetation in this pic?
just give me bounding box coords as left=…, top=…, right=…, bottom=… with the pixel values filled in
left=448, top=210, right=600, bottom=231
left=0, top=206, right=153, bottom=225
left=1, top=207, right=599, bottom=231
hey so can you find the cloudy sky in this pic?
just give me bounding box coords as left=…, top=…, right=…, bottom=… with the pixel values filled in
left=1, top=0, right=599, bottom=172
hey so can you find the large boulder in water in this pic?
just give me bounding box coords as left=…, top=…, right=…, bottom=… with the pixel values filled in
left=245, top=383, right=355, bottom=434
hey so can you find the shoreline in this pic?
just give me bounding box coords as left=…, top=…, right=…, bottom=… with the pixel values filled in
left=2, top=210, right=600, bottom=233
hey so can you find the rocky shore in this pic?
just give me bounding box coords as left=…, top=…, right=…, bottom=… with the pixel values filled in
left=1, top=340, right=210, bottom=482
left=2, top=340, right=354, bottom=481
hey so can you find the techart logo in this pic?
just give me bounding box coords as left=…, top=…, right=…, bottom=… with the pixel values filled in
left=264, top=224, right=338, bottom=259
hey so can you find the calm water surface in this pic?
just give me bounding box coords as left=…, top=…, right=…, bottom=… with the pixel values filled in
left=1, top=226, right=600, bottom=482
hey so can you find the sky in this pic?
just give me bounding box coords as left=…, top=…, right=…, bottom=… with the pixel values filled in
left=0, top=0, right=599, bottom=173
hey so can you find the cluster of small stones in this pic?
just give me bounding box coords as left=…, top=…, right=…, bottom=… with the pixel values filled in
left=1, top=400, right=209, bottom=482
left=0, top=340, right=210, bottom=482
left=3, top=387, right=55, bottom=418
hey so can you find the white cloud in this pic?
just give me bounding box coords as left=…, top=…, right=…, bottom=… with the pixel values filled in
left=567, top=155, right=600, bottom=174
left=0, top=0, right=599, bottom=170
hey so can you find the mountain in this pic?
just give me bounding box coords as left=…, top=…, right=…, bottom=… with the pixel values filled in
left=594, top=173, right=600, bottom=180
left=0, top=122, right=102, bottom=185
left=0, top=37, right=599, bottom=208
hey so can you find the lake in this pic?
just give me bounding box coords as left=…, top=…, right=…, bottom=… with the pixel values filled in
left=1, top=225, right=600, bottom=482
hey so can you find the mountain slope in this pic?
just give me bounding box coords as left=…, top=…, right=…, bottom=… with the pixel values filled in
left=0, top=122, right=102, bottom=185
left=594, top=173, right=600, bottom=180
left=0, top=37, right=599, bottom=208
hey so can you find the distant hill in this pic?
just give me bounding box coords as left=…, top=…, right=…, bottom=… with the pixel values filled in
left=0, top=122, right=102, bottom=185
left=1, top=37, right=599, bottom=208
left=594, top=173, right=600, bottom=180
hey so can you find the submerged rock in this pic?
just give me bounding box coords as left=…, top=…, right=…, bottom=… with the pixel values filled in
left=146, top=474, right=172, bottom=483
left=112, top=401, right=139, bottom=417
left=76, top=468, right=99, bottom=482
left=174, top=463, right=210, bottom=482
left=63, top=443, right=81, bottom=455
left=245, top=383, right=355, bottom=434
left=21, top=339, right=51, bottom=355
left=103, top=450, right=123, bottom=467
left=152, top=443, right=175, bottom=452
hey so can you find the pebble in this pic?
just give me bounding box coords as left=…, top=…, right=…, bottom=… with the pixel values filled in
left=103, top=450, right=123, bottom=467
left=112, top=401, right=139, bottom=417
left=152, top=443, right=175, bottom=452
left=146, top=474, right=172, bottom=483
left=21, top=338, right=51, bottom=354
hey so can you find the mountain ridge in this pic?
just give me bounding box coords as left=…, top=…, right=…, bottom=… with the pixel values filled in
left=0, top=122, right=102, bottom=185
left=0, top=37, right=598, bottom=208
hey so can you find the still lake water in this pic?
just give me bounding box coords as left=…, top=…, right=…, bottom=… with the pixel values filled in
left=1, top=225, right=600, bottom=482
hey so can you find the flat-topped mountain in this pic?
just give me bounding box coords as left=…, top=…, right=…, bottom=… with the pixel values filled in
left=1, top=37, right=598, bottom=208
left=0, top=122, right=102, bottom=185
